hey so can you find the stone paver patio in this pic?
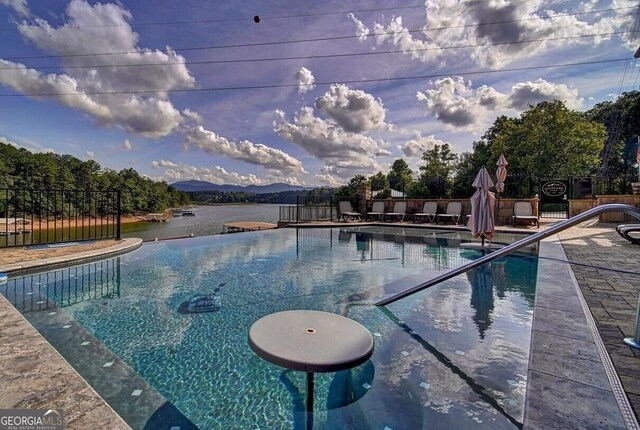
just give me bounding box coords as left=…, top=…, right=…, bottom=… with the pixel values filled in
left=558, top=222, right=640, bottom=418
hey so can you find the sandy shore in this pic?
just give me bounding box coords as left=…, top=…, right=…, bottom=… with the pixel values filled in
left=3, top=215, right=143, bottom=232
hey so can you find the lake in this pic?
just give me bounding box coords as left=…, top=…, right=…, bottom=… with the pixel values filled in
left=0, top=204, right=282, bottom=247
left=121, top=204, right=281, bottom=241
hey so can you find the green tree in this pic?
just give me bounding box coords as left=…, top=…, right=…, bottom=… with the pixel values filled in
left=369, top=171, right=389, bottom=191
left=478, top=101, right=605, bottom=177
left=387, top=159, right=413, bottom=193
left=419, top=143, right=458, bottom=197
left=586, top=90, right=640, bottom=176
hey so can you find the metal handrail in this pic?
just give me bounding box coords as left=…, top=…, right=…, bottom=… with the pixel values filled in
left=376, top=203, right=640, bottom=306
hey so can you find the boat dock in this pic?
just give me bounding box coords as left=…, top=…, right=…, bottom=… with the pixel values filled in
left=222, top=222, right=277, bottom=234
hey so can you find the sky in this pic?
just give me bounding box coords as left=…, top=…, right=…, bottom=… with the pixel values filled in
left=0, top=0, right=638, bottom=187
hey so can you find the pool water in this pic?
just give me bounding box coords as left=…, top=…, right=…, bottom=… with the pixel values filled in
left=2, top=227, right=537, bottom=429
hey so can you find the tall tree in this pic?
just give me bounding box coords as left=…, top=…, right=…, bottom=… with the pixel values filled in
left=419, top=143, right=458, bottom=197
left=387, top=159, right=413, bottom=192
left=586, top=91, right=640, bottom=176
left=369, top=171, right=389, bottom=191
left=477, top=101, right=605, bottom=177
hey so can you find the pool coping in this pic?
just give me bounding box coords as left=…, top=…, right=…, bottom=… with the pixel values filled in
left=0, top=294, right=131, bottom=430
left=0, top=238, right=143, bottom=276
left=524, top=235, right=639, bottom=429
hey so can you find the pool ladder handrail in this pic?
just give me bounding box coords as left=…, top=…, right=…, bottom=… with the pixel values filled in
left=376, top=203, right=640, bottom=306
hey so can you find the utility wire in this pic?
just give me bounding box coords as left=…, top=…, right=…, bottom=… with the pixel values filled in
left=0, top=1, right=458, bottom=30
left=0, top=0, right=608, bottom=30
left=0, top=6, right=634, bottom=61
left=0, top=57, right=630, bottom=98
left=0, top=31, right=629, bottom=70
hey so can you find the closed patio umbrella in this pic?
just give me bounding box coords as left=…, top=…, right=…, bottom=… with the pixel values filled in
left=495, top=154, right=508, bottom=194
left=467, top=167, right=496, bottom=245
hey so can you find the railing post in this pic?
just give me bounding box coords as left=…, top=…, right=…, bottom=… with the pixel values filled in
left=116, top=190, right=121, bottom=240
left=330, top=196, right=333, bottom=222
left=296, top=195, right=300, bottom=224
left=623, top=294, right=640, bottom=349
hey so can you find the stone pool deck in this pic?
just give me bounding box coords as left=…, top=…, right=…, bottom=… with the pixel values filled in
left=558, top=223, right=640, bottom=420
left=0, top=225, right=639, bottom=429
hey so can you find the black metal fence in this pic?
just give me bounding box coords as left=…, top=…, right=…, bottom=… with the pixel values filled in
left=1, top=257, right=120, bottom=313
left=0, top=189, right=121, bottom=248
left=279, top=195, right=336, bottom=222
left=411, top=173, right=636, bottom=200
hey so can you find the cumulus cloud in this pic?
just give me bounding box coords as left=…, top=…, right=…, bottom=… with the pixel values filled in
left=0, top=0, right=194, bottom=138
left=0, top=0, right=29, bottom=16
left=152, top=160, right=264, bottom=186
left=184, top=125, right=305, bottom=174
left=401, top=134, right=450, bottom=157
left=347, top=12, right=370, bottom=41
left=509, top=79, right=583, bottom=110
left=352, top=0, right=638, bottom=68
left=315, top=84, right=387, bottom=133
left=296, top=67, right=315, bottom=93
left=123, top=139, right=133, bottom=150
left=417, top=76, right=583, bottom=130
left=273, top=107, right=387, bottom=179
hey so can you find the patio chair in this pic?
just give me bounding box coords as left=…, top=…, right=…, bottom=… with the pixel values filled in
left=512, top=201, right=539, bottom=228
left=616, top=224, right=640, bottom=245
left=413, top=201, right=438, bottom=223
left=435, top=201, right=463, bottom=225
left=384, top=201, right=407, bottom=222
left=338, top=201, right=362, bottom=222
left=365, top=201, right=385, bottom=221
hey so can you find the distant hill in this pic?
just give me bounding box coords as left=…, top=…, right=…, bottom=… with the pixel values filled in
left=171, top=180, right=311, bottom=194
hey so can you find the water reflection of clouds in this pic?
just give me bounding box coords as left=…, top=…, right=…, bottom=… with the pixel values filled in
left=8, top=228, right=538, bottom=429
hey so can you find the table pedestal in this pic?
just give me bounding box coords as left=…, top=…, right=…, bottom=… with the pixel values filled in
left=248, top=310, right=374, bottom=430
left=306, top=372, right=314, bottom=430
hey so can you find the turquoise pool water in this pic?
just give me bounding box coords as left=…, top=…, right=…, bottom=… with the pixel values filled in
left=2, top=227, right=537, bottom=429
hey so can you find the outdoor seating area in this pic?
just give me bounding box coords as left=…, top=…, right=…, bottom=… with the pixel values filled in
left=512, top=201, right=540, bottom=228
left=616, top=223, right=640, bottom=244
left=338, top=201, right=362, bottom=222
left=435, top=201, right=463, bottom=225
left=336, top=198, right=542, bottom=227
left=413, top=201, right=438, bottom=223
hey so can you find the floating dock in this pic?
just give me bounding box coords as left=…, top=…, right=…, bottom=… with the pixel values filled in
left=222, top=222, right=277, bottom=234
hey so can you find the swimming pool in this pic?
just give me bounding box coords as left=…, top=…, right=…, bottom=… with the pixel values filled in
left=2, top=227, right=537, bottom=429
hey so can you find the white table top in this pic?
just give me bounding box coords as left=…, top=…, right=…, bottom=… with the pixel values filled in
left=248, top=310, right=374, bottom=373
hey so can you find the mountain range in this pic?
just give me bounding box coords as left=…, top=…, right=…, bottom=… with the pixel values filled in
left=171, top=180, right=311, bottom=194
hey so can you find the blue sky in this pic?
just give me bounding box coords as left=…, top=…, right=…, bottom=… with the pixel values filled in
left=0, top=0, right=638, bottom=186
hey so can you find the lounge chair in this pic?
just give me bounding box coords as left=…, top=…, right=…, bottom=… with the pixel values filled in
left=413, top=201, right=438, bottom=223
left=512, top=201, right=539, bottom=228
left=365, top=201, right=385, bottom=221
left=616, top=224, right=640, bottom=244
left=338, top=201, right=361, bottom=222
left=436, top=201, right=463, bottom=225
left=384, top=201, right=407, bottom=222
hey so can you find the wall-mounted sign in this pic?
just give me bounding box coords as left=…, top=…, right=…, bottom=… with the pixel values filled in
left=572, top=177, right=593, bottom=199
left=540, top=180, right=569, bottom=203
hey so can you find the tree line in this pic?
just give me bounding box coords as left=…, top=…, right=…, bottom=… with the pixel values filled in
left=0, top=141, right=190, bottom=214
left=336, top=91, right=640, bottom=202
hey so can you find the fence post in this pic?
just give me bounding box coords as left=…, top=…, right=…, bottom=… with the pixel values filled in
left=296, top=195, right=300, bottom=224
left=116, top=190, right=121, bottom=240
left=330, top=196, right=333, bottom=222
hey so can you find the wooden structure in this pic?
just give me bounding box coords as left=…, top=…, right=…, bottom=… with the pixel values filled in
left=222, top=221, right=277, bottom=234
left=146, top=213, right=168, bottom=222
left=0, top=218, right=31, bottom=235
